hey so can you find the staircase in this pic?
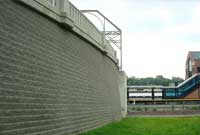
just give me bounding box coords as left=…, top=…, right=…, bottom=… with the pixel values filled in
left=163, top=73, right=200, bottom=99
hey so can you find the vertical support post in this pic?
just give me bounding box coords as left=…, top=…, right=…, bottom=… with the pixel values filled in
left=120, top=31, right=122, bottom=71
left=182, top=100, right=185, bottom=111
left=175, top=89, right=177, bottom=98
left=198, top=88, right=200, bottom=98
left=47, top=0, right=56, bottom=7
left=59, top=0, right=69, bottom=15
left=127, top=88, right=129, bottom=103
left=162, top=88, right=165, bottom=99
left=102, top=18, right=105, bottom=46
left=152, top=88, right=155, bottom=100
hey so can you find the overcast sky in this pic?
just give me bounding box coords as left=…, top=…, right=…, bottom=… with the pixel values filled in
left=70, top=0, right=200, bottom=79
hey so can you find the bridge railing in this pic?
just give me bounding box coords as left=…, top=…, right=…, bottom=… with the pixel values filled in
left=19, top=0, right=118, bottom=65
left=49, top=0, right=117, bottom=62
left=46, top=0, right=115, bottom=52
left=68, top=2, right=103, bottom=48
left=45, top=0, right=103, bottom=45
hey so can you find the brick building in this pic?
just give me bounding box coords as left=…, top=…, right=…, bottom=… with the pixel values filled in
left=185, top=51, right=200, bottom=99
left=185, top=51, right=200, bottom=79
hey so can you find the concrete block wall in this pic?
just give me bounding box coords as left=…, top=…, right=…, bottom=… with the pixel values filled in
left=0, top=0, right=122, bottom=134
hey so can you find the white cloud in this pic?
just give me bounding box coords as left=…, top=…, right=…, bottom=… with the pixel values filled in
left=123, top=31, right=186, bottom=78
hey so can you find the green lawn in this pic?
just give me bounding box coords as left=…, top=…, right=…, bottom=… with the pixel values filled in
left=80, top=117, right=200, bottom=135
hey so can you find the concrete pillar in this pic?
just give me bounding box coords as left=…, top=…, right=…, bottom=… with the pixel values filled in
left=118, top=71, right=127, bottom=118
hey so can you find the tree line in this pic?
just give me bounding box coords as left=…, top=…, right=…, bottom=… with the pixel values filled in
left=127, top=75, right=184, bottom=86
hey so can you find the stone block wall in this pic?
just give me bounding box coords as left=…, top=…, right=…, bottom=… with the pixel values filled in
left=0, top=1, right=122, bottom=134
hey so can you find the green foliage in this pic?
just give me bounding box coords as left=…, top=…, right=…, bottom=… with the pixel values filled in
left=80, top=117, right=200, bottom=135
left=171, top=105, right=175, bottom=111
left=144, top=107, right=148, bottom=112
left=191, top=106, right=200, bottom=110
left=153, top=108, right=157, bottom=112
left=171, top=76, right=185, bottom=86
left=127, top=75, right=184, bottom=86
left=131, top=107, right=136, bottom=111
left=136, top=108, right=142, bottom=111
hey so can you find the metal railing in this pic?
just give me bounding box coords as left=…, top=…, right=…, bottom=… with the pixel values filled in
left=80, top=10, right=122, bottom=70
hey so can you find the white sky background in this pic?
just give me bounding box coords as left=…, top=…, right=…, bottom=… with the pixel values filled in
left=70, top=0, right=200, bottom=79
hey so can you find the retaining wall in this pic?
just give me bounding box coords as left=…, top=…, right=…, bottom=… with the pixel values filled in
left=0, top=0, right=125, bottom=134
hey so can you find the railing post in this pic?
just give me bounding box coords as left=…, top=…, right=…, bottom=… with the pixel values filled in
left=152, top=88, right=155, bottom=100
left=59, top=0, right=69, bottom=16
left=102, top=18, right=105, bottom=46
left=58, top=0, right=74, bottom=28
left=120, top=31, right=122, bottom=71
left=162, top=88, right=165, bottom=99
left=47, top=0, right=56, bottom=7
left=175, top=89, right=177, bottom=98
left=127, top=88, right=129, bottom=103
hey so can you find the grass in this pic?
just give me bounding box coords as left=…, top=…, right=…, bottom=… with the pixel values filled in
left=80, top=117, right=200, bottom=135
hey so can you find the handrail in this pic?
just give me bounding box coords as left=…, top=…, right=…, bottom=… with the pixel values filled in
left=177, top=73, right=200, bottom=87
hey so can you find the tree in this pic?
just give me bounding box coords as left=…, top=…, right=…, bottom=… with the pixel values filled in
left=127, top=75, right=184, bottom=86
left=171, top=77, right=184, bottom=86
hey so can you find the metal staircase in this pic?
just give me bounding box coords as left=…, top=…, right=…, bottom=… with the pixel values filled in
left=163, top=73, right=200, bottom=99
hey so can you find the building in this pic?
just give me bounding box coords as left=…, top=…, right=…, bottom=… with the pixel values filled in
left=185, top=51, right=200, bottom=79
left=185, top=51, right=200, bottom=99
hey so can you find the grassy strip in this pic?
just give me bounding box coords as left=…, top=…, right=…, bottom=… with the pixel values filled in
left=80, top=117, right=200, bottom=135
